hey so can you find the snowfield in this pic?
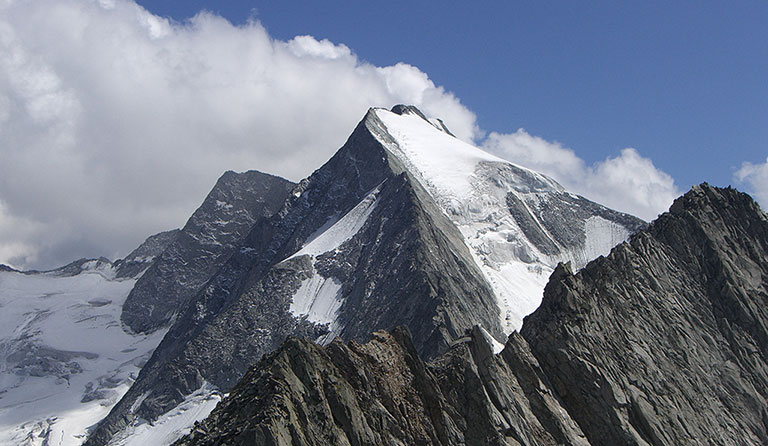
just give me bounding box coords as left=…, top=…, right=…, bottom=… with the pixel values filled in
left=0, top=266, right=167, bottom=446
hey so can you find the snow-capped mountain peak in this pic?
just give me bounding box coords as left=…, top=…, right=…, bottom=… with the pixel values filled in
left=71, top=105, right=642, bottom=446
left=371, top=105, right=642, bottom=333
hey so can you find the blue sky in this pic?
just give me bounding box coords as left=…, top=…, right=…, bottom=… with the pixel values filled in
left=136, top=0, right=768, bottom=190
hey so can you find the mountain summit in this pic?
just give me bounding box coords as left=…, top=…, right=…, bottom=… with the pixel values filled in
left=85, top=105, right=642, bottom=445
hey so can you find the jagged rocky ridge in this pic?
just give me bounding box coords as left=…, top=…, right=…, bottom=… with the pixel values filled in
left=176, top=326, right=586, bottom=446
left=121, top=170, right=295, bottom=333
left=177, top=184, right=768, bottom=445
left=86, top=106, right=642, bottom=445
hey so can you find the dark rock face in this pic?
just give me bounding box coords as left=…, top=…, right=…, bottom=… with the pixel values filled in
left=114, top=229, right=182, bottom=279
left=504, top=180, right=645, bottom=259
left=175, top=327, right=587, bottom=446
left=522, top=184, right=768, bottom=445
left=120, top=170, right=295, bottom=333
left=178, top=184, right=768, bottom=445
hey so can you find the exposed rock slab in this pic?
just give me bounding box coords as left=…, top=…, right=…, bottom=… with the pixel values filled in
left=175, top=326, right=587, bottom=446
left=523, top=184, right=768, bottom=444
left=120, top=170, right=294, bottom=333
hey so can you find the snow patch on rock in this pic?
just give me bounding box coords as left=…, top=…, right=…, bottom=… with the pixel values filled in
left=290, top=184, right=382, bottom=259
left=290, top=274, right=343, bottom=345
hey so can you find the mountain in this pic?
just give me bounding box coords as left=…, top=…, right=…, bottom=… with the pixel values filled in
left=121, top=170, right=295, bottom=334
left=175, top=184, right=768, bottom=445
left=0, top=170, right=293, bottom=446
left=114, top=229, right=182, bottom=279
left=86, top=105, right=642, bottom=445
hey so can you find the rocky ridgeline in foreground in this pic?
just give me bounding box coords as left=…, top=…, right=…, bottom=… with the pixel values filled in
left=177, top=184, right=768, bottom=445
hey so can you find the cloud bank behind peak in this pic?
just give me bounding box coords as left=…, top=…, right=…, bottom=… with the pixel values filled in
left=0, top=0, right=477, bottom=269
left=0, top=0, right=689, bottom=269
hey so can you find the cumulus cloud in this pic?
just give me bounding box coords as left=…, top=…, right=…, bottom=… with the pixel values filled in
left=483, top=130, right=681, bottom=221
left=735, top=158, right=768, bottom=207
left=0, top=0, right=479, bottom=269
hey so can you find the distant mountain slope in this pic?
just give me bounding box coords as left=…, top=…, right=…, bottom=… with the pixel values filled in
left=87, top=106, right=642, bottom=445
left=0, top=168, right=293, bottom=446
left=121, top=170, right=295, bottom=334
left=0, top=260, right=165, bottom=446
left=114, top=229, right=182, bottom=279
left=177, top=184, right=768, bottom=446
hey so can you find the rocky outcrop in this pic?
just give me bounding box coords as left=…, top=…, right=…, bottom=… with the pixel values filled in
left=114, top=228, right=182, bottom=279
left=120, top=170, right=294, bottom=333
left=175, top=326, right=587, bottom=446
left=522, top=184, right=768, bottom=444
left=178, top=184, right=768, bottom=445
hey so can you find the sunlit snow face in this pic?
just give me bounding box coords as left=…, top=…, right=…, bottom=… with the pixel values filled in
left=372, top=108, right=632, bottom=334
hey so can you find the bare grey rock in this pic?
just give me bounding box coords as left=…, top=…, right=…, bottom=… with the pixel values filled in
left=522, top=184, right=768, bottom=445
left=174, top=326, right=587, bottom=446
left=120, top=170, right=295, bottom=334
left=114, top=229, right=182, bottom=279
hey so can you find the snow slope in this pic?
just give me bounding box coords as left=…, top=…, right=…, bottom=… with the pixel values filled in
left=289, top=184, right=381, bottom=259
left=0, top=266, right=167, bottom=446
left=286, top=184, right=382, bottom=344
left=374, top=108, right=632, bottom=334
left=107, top=383, right=222, bottom=446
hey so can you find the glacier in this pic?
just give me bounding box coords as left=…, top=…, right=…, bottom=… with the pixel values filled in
left=0, top=265, right=167, bottom=446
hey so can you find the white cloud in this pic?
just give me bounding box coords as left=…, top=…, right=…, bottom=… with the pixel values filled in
left=287, top=35, right=351, bottom=59
left=0, top=0, right=682, bottom=270
left=735, top=157, right=768, bottom=207
left=0, top=0, right=479, bottom=269
left=483, top=129, right=681, bottom=221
